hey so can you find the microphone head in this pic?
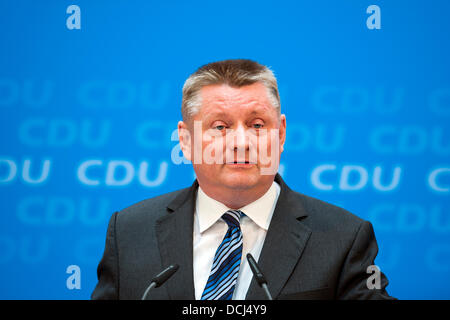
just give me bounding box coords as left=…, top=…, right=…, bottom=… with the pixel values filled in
left=246, top=253, right=268, bottom=286
left=152, top=264, right=179, bottom=287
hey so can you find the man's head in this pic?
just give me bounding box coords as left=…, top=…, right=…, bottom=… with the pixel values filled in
left=181, top=59, right=281, bottom=122
left=178, top=59, right=286, bottom=208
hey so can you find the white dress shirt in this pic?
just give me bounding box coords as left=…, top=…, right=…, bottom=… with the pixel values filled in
left=193, top=181, right=281, bottom=300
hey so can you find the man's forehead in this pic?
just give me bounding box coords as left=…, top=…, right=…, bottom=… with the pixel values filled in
left=199, top=83, right=273, bottom=113
left=200, top=105, right=271, bottom=120
left=201, top=83, right=270, bottom=102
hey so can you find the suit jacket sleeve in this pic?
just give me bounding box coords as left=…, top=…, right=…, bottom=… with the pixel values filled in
left=337, top=221, right=395, bottom=300
left=91, top=212, right=120, bottom=300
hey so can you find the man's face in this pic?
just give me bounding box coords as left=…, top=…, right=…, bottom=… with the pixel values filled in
left=178, top=82, right=286, bottom=196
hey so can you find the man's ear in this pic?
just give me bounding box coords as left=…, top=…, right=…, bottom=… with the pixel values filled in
left=178, top=121, right=192, bottom=161
left=279, top=114, right=286, bottom=153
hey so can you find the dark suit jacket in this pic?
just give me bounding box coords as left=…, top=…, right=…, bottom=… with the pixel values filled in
left=91, top=174, right=395, bottom=300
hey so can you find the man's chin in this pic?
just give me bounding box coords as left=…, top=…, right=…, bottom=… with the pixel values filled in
left=219, top=172, right=262, bottom=190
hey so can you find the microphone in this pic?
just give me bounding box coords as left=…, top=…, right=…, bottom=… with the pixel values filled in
left=141, top=264, right=179, bottom=300
left=247, top=253, right=273, bottom=300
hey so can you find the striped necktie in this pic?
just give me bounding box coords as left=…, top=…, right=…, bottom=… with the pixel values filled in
left=201, top=210, right=243, bottom=300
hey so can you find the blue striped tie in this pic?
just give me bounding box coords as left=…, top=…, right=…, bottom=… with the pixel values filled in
left=201, top=210, right=243, bottom=300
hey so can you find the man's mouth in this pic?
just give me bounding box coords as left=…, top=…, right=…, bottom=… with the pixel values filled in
left=226, top=161, right=256, bottom=165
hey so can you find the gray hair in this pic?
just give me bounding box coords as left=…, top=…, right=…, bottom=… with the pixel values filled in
left=181, top=59, right=281, bottom=122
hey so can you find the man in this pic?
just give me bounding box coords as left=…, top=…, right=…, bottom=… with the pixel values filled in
left=92, top=59, right=394, bottom=300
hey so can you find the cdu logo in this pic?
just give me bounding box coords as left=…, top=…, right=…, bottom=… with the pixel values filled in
left=18, top=118, right=112, bottom=148
left=77, top=81, right=171, bottom=109
left=76, top=159, right=168, bottom=187
left=310, top=164, right=402, bottom=192
left=0, top=79, right=54, bottom=108
left=0, top=158, right=51, bottom=185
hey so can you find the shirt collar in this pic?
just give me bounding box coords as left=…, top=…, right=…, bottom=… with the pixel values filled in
left=196, top=181, right=281, bottom=233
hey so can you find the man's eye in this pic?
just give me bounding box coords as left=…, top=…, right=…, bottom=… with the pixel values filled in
left=215, top=125, right=226, bottom=130
left=253, top=123, right=263, bottom=129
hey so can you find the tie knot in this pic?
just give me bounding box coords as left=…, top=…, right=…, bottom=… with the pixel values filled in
left=222, top=210, right=243, bottom=228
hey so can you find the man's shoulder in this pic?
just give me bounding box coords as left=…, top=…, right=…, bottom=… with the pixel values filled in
left=115, top=186, right=192, bottom=224
left=288, top=188, right=366, bottom=231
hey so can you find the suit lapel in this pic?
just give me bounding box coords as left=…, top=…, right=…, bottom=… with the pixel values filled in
left=246, top=175, right=312, bottom=300
left=155, top=182, right=197, bottom=300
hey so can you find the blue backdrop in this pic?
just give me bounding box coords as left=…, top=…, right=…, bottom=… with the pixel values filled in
left=0, top=0, right=449, bottom=300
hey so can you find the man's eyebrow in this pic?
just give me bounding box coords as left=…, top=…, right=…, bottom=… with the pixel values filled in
left=204, top=110, right=228, bottom=117
left=248, top=106, right=272, bottom=116
left=204, top=109, right=266, bottom=119
left=203, top=104, right=272, bottom=118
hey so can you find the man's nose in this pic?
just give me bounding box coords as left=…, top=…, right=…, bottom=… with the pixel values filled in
left=229, top=125, right=249, bottom=151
